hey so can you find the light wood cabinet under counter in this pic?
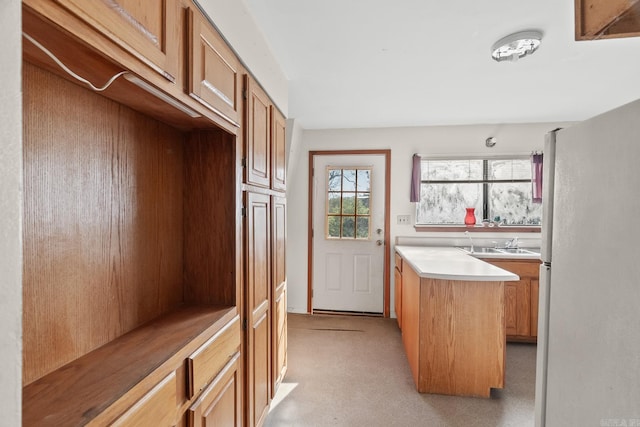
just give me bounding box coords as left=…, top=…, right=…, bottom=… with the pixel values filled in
left=484, top=259, right=541, bottom=343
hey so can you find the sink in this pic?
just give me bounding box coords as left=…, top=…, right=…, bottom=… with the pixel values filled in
left=496, top=248, right=540, bottom=255
left=458, top=247, right=503, bottom=254
left=458, top=247, right=540, bottom=256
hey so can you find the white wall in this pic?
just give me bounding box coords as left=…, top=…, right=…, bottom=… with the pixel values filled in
left=0, top=1, right=22, bottom=424
left=197, top=0, right=288, bottom=115
left=286, top=122, right=572, bottom=314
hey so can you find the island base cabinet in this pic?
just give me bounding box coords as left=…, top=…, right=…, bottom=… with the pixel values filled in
left=401, top=263, right=505, bottom=398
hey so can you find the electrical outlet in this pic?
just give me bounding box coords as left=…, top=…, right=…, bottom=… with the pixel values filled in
left=397, top=215, right=411, bottom=225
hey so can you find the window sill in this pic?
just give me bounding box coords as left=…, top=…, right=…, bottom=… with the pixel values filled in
left=414, top=225, right=541, bottom=233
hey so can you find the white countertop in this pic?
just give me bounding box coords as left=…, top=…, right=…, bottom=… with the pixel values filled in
left=395, top=246, right=520, bottom=282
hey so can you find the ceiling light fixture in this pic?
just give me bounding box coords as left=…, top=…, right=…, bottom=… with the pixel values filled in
left=491, top=30, right=542, bottom=62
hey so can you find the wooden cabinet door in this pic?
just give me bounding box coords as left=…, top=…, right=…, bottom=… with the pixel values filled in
left=271, top=107, right=286, bottom=191
left=55, top=0, right=179, bottom=82
left=271, top=196, right=287, bottom=396
left=188, top=353, right=242, bottom=427
left=504, top=282, right=519, bottom=336
left=245, top=77, right=271, bottom=188
left=246, top=192, right=271, bottom=427
left=394, top=267, right=402, bottom=330
left=531, top=278, right=539, bottom=338
left=489, top=260, right=537, bottom=340
left=188, top=6, right=241, bottom=126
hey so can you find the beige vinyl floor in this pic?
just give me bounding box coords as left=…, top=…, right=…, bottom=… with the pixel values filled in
left=265, top=314, right=536, bottom=427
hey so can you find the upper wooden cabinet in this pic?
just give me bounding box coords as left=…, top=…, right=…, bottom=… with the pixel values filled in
left=271, top=107, right=287, bottom=191
left=576, top=0, right=640, bottom=40
left=53, top=0, right=180, bottom=81
left=245, top=76, right=287, bottom=191
left=188, top=5, right=241, bottom=127
left=245, top=77, right=272, bottom=188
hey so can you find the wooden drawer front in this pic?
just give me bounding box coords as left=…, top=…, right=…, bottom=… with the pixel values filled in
left=395, top=253, right=403, bottom=272
left=187, top=316, right=240, bottom=399
left=111, top=372, right=177, bottom=426
left=55, top=0, right=179, bottom=82
left=188, top=353, right=241, bottom=427
left=188, top=7, right=240, bottom=126
left=490, top=260, right=539, bottom=278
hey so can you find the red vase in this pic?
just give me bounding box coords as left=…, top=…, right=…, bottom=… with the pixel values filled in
left=464, top=208, right=476, bottom=226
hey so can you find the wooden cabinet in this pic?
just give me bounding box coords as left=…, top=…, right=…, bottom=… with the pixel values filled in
left=271, top=108, right=287, bottom=191
left=245, top=77, right=272, bottom=188
left=188, top=353, right=242, bottom=427
left=21, top=2, right=285, bottom=425
left=188, top=4, right=241, bottom=126
left=21, top=9, right=243, bottom=425
left=52, top=0, right=180, bottom=81
left=245, top=192, right=272, bottom=427
left=272, top=196, right=288, bottom=394
left=243, top=75, right=288, bottom=426
left=575, top=0, right=640, bottom=40
left=399, top=256, right=505, bottom=398
left=394, top=253, right=403, bottom=329
left=486, top=259, right=541, bottom=342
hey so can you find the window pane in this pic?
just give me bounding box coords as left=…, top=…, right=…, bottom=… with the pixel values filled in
left=342, top=169, right=356, bottom=191
left=416, top=183, right=483, bottom=224
left=356, top=193, right=370, bottom=214
left=328, top=169, right=342, bottom=191
left=342, top=217, right=355, bottom=238
left=421, top=159, right=483, bottom=181
left=488, top=159, right=531, bottom=180
left=489, top=183, right=542, bottom=225
left=327, top=216, right=341, bottom=238
left=342, top=193, right=356, bottom=214
left=356, top=217, right=369, bottom=239
left=327, top=192, right=341, bottom=214
left=357, top=169, right=371, bottom=191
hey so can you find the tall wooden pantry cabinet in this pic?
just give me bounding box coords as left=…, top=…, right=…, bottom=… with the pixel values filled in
left=244, top=75, right=288, bottom=427
left=21, top=1, right=286, bottom=426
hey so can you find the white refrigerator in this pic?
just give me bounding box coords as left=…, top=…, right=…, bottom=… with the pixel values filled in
left=535, top=99, right=640, bottom=426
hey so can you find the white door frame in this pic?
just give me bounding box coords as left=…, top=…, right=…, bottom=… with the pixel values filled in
left=307, top=150, right=391, bottom=317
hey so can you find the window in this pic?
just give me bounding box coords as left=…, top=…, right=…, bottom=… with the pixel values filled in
left=326, top=167, right=371, bottom=239
left=416, top=157, right=542, bottom=226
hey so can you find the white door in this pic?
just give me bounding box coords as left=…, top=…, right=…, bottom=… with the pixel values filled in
left=312, top=154, right=386, bottom=313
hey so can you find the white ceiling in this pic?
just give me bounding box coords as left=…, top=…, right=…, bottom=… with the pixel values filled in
left=244, top=0, right=640, bottom=130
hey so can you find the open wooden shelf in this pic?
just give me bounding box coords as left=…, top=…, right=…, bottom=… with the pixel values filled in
left=23, top=305, right=236, bottom=426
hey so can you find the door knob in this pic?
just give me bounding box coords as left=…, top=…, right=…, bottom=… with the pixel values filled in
left=376, top=240, right=383, bottom=246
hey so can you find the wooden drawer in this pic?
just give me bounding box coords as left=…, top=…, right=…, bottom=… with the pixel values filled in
left=187, top=316, right=240, bottom=399
left=188, top=353, right=241, bottom=427
left=395, top=252, right=403, bottom=272
left=111, top=372, right=177, bottom=426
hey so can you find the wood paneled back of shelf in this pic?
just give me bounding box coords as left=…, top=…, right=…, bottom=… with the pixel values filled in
left=22, top=62, right=186, bottom=384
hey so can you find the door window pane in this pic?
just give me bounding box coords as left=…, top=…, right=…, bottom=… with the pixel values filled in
left=325, top=166, right=372, bottom=239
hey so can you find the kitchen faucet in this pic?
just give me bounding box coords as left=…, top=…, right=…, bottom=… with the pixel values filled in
left=464, top=231, right=474, bottom=253
left=505, top=237, right=519, bottom=249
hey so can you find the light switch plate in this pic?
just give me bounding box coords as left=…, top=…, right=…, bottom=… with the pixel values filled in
left=397, top=215, right=410, bottom=225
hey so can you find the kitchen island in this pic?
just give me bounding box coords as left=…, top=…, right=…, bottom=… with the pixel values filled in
left=394, top=246, right=519, bottom=397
